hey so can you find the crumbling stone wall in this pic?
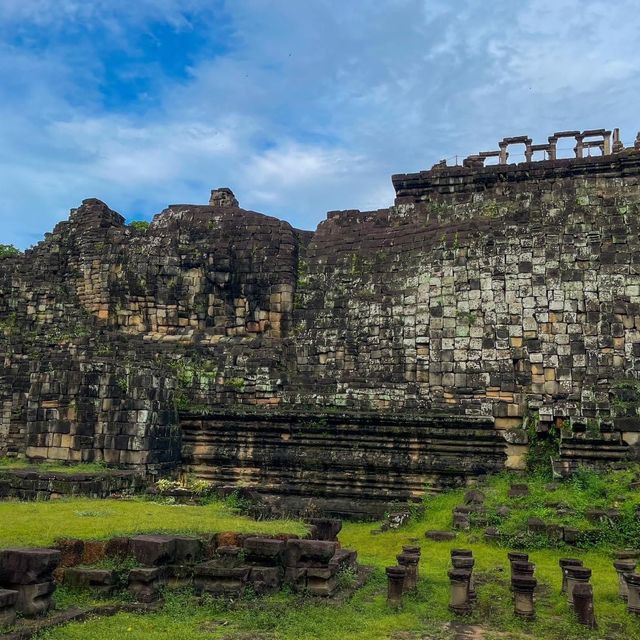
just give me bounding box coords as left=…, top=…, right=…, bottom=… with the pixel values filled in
left=2, top=145, right=640, bottom=491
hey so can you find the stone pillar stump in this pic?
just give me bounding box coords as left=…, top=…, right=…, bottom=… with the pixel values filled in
left=558, top=558, right=582, bottom=594
left=573, top=582, right=597, bottom=629
left=448, top=569, right=472, bottom=615
left=512, top=575, right=536, bottom=620
left=386, top=566, right=406, bottom=608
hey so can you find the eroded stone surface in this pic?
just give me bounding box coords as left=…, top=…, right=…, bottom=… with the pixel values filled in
left=3, top=141, right=640, bottom=512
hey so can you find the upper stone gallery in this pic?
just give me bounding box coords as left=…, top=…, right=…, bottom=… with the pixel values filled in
left=1, top=127, right=640, bottom=515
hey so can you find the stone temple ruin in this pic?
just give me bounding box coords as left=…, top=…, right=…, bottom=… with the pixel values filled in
left=2, top=128, right=640, bottom=516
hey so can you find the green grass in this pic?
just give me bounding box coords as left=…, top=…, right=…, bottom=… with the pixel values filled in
left=0, top=459, right=113, bottom=475
left=5, top=468, right=640, bottom=639
left=0, top=498, right=306, bottom=548
left=482, top=467, right=640, bottom=549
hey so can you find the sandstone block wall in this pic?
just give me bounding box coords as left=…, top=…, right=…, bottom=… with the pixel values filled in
left=1, top=148, right=640, bottom=496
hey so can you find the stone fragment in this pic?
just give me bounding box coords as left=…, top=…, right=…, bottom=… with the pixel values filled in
left=527, top=517, right=546, bottom=534
left=14, top=582, right=56, bottom=616
left=305, top=518, right=343, bottom=541
left=381, top=511, right=412, bottom=531
left=464, top=489, right=485, bottom=505
left=128, top=566, right=166, bottom=603
left=173, top=536, right=202, bottom=564
left=104, top=537, right=131, bottom=559
left=0, top=589, right=18, bottom=628
left=511, top=561, right=535, bottom=578
left=243, top=537, right=285, bottom=565
left=306, top=566, right=339, bottom=596
left=284, top=540, right=337, bottom=568
left=81, top=541, right=107, bottom=565
left=63, top=567, right=117, bottom=595
left=425, top=531, right=456, bottom=542
left=562, top=527, right=580, bottom=544
left=55, top=539, right=85, bottom=569
left=329, top=548, right=358, bottom=573
left=129, top=535, right=177, bottom=566
left=453, top=512, right=470, bottom=531
left=625, top=573, right=640, bottom=614
left=247, top=566, right=282, bottom=594
left=508, top=484, right=529, bottom=498
left=484, top=527, right=501, bottom=542
left=507, top=551, right=528, bottom=575
left=397, top=551, right=419, bottom=592
left=0, top=548, right=61, bottom=584
left=451, top=556, right=475, bottom=600
left=209, top=187, right=239, bottom=208
left=0, top=548, right=59, bottom=617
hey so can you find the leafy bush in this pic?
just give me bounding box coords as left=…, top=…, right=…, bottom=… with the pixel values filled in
left=128, top=220, right=150, bottom=232
left=336, top=566, right=358, bottom=590
left=0, top=244, right=20, bottom=258
left=524, top=416, right=560, bottom=476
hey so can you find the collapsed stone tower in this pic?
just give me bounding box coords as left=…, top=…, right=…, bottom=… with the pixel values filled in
left=1, top=128, right=640, bottom=516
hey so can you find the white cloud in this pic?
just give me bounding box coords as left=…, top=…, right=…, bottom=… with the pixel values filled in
left=0, top=0, right=210, bottom=29
left=1, top=0, right=640, bottom=247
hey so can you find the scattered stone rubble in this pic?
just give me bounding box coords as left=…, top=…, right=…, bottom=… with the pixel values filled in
left=4, top=528, right=640, bottom=634
left=0, top=517, right=362, bottom=634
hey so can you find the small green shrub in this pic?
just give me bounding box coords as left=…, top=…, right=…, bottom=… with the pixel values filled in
left=224, top=377, right=246, bottom=390
left=336, top=566, right=358, bottom=590
left=0, top=244, right=20, bottom=258
left=224, top=490, right=252, bottom=513
left=524, top=414, right=560, bottom=476
left=128, top=220, right=150, bottom=232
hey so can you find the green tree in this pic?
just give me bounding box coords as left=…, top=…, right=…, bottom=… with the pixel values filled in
left=0, top=244, right=20, bottom=258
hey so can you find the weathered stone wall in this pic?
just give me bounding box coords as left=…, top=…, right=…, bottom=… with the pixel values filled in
left=2, top=148, right=640, bottom=496
left=0, top=468, right=144, bottom=501
left=181, top=410, right=505, bottom=517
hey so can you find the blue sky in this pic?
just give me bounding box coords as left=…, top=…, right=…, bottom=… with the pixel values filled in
left=1, top=0, right=640, bottom=249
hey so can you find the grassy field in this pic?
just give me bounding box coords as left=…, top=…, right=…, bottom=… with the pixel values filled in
left=0, top=459, right=113, bottom=475
left=0, top=498, right=306, bottom=548
left=1, top=469, right=638, bottom=639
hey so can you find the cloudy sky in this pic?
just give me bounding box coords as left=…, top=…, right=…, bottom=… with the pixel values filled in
left=1, top=0, right=639, bottom=248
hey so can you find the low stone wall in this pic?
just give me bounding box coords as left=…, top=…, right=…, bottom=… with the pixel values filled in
left=0, top=518, right=353, bottom=631
left=0, top=469, right=145, bottom=501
